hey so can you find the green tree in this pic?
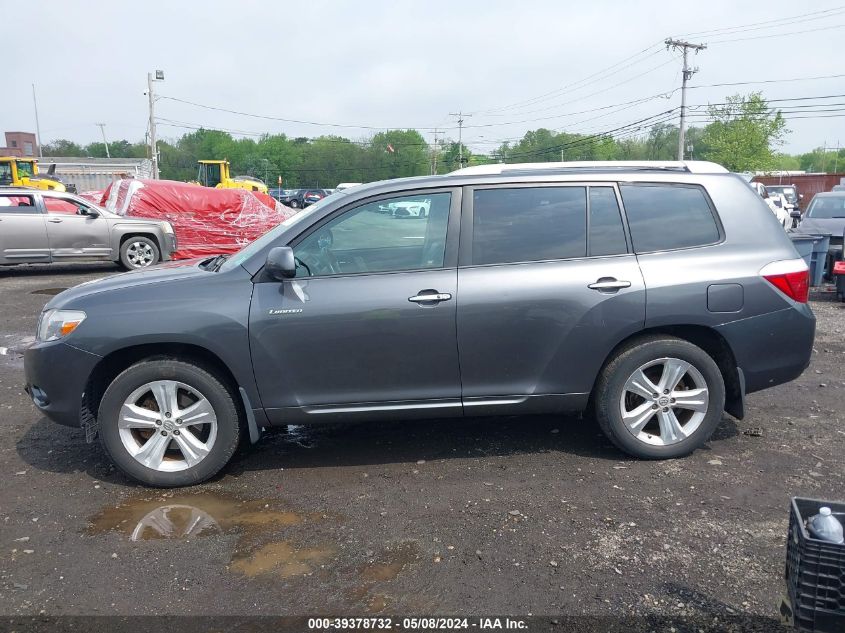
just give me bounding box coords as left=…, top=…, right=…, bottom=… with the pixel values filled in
left=699, top=92, right=787, bottom=171
left=42, top=139, right=86, bottom=156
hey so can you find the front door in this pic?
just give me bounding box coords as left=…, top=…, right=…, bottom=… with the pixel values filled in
left=457, top=184, right=646, bottom=414
left=0, top=193, right=50, bottom=264
left=249, top=189, right=462, bottom=423
left=41, top=196, right=112, bottom=260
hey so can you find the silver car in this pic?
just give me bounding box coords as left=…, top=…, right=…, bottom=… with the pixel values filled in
left=0, top=188, right=175, bottom=269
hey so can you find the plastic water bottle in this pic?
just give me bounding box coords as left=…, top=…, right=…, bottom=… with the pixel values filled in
left=808, top=507, right=845, bottom=544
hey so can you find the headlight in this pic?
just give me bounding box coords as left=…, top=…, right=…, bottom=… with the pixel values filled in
left=162, top=222, right=174, bottom=234
left=37, top=309, right=86, bottom=342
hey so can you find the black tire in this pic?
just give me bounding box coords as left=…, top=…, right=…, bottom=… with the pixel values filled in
left=594, top=335, right=725, bottom=459
left=290, top=199, right=300, bottom=209
left=98, top=359, right=241, bottom=487
left=119, top=236, right=160, bottom=270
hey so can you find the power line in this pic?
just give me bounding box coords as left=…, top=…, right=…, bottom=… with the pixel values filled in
left=708, top=22, right=845, bottom=44
left=159, top=95, right=443, bottom=132
left=680, top=6, right=845, bottom=38
left=689, top=73, right=845, bottom=90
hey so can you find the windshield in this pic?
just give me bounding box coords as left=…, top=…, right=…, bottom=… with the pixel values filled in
left=219, top=192, right=347, bottom=271
left=769, top=186, right=797, bottom=203
left=16, top=161, right=35, bottom=178
left=807, top=196, right=845, bottom=219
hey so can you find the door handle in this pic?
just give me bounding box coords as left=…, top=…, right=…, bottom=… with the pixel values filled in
left=47, top=218, right=63, bottom=223
left=588, top=278, right=631, bottom=292
left=408, top=291, right=452, bottom=304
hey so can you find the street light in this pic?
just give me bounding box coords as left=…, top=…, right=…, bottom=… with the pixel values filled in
left=147, top=70, right=165, bottom=178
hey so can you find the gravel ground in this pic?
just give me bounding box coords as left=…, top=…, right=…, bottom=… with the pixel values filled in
left=1, top=263, right=843, bottom=631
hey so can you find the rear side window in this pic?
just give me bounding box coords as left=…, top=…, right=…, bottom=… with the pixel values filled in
left=0, top=194, right=39, bottom=214
left=589, top=187, right=627, bottom=256
left=472, top=187, right=586, bottom=265
left=620, top=184, right=720, bottom=252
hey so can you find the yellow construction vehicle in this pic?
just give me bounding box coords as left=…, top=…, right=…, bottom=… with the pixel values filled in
left=193, top=160, right=268, bottom=194
left=0, top=157, right=68, bottom=191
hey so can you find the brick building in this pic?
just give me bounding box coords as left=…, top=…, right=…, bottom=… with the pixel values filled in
left=0, top=131, right=38, bottom=157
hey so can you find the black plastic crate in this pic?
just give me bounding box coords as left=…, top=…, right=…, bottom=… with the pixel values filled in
left=785, top=497, right=845, bottom=632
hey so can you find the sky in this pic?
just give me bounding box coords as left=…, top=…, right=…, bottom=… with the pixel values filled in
left=3, top=0, right=844, bottom=155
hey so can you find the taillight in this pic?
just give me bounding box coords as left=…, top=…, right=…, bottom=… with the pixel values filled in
left=760, top=259, right=810, bottom=303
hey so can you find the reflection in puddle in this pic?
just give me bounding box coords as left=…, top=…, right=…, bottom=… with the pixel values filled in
left=88, top=492, right=305, bottom=541
left=231, top=541, right=335, bottom=578
left=30, top=287, right=68, bottom=295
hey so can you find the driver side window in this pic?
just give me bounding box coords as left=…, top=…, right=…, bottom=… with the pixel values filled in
left=293, top=192, right=451, bottom=278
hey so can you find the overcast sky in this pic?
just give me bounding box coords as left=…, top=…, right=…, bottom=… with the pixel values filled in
left=3, top=0, right=844, bottom=155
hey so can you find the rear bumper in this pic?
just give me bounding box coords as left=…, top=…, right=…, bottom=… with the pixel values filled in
left=23, top=341, right=101, bottom=427
left=716, top=304, right=815, bottom=395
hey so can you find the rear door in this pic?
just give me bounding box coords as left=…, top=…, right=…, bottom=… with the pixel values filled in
left=456, top=183, right=646, bottom=414
left=0, top=193, right=50, bottom=264
left=41, top=195, right=112, bottom=260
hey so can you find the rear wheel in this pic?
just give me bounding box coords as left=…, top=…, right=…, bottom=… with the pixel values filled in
left=98, top=359, right=241, bottom=487
left=290, top=199, right=300, bottom=208
left=594, top=336, right=725, bottom=459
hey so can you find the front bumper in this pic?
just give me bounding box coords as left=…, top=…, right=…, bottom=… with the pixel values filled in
left=23, top=341, right=101, bottom=427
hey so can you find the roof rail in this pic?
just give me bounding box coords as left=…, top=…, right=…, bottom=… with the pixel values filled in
left=448, top=160, right=729, bottom=176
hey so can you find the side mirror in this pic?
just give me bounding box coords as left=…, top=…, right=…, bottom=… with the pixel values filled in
left=84, top=208, right=100, bottom=218
left=265, top=246, right=296, bottom=281
left=799, top=194, right=804, bottom=199
left=790, top=210, right=802, bottom=219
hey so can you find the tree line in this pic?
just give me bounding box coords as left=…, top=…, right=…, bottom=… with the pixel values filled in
left=40, top=93, right=842, bottom=187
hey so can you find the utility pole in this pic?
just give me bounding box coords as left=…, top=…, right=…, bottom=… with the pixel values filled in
left=96, top=123, right=110, bottom=158
left=449, top=111, right=471, bottom=168
left=32, top=84, right=43, bottom=158
left=147, top=70, right=164, bottom=179
left=665, top=38, right=706, bottom=161
left=431, top=128, right=439, bottom=175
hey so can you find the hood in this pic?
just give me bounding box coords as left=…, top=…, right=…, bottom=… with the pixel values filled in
left=797, top=217, right=845, bottom=237
left=46, top=258, right=211, bottom=309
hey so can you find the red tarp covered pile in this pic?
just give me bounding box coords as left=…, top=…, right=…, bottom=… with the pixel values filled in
left=93, top=179, right=296, bottom=259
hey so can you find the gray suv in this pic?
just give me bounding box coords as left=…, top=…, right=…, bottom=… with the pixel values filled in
left=0, top=188, right=176, bottom=269
left=23, top=161, right=815, bottom=487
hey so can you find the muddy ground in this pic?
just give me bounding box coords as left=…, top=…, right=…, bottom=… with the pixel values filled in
left=1, top=263, right=843, bottom=631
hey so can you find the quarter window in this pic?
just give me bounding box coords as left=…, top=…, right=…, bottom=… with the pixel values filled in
left=293, top=192, right=451, bottom=277
left=620, top=184, right=720, bottom=252
left=589, top=187, right=627, bottom=256
left=0, top=194, right=39, bottom=214
left=471, top=187, right=586, bottom=265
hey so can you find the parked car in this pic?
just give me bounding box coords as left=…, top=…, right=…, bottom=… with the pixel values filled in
left=766, top=184, right=801, bottom=213
left=24, top=161, right=815, bottom=487
left=280, top=188, right=330, bottom=208
left=831, top=184, right=845, bottom=192
left=749, top=181, right=791, bottom=228
left=0, top=188, right=176, bottom=269
left=795, top=191, right=845, bottom=272
left=379, top=197, right=431, bottom=218
left=302, top=189, right=329, bottom=207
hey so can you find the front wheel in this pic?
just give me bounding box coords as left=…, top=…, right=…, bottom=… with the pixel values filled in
left=98, top=359, right=242, bottom=487
left=290, top=200, right=300, bottom=209
left=120, top=237, right=160, bottom=270
left=594, top=336, right=725, bottom=459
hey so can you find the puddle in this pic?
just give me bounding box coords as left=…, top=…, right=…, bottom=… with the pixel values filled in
left=88, top=491, right=339, bottom=580
left=230, top=541, right=335, bottom=578
left=30, top=287, right=68, bottom=295
left=88, top=492, right=308, bottom=541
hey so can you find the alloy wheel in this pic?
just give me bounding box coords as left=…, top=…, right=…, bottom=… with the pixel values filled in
left=619, top=357, right=709, bottom=446
left=118, top=380, right=218, bottom=472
